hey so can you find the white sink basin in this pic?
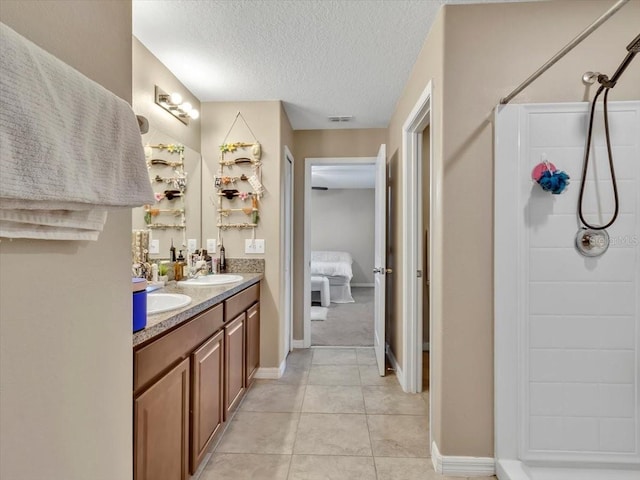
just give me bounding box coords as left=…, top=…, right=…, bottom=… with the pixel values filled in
left=147, top=293, right=192, bottom=315
left=178, top=274, right=243, bottom=287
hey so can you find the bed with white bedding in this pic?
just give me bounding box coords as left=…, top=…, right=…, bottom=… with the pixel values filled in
left=310, top=251, right=354, bottom=303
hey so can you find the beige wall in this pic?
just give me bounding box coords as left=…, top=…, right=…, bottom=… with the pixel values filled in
left=0, top=2, right=134, bottom=479
left=201, top=101, right=285, bottom=367
left=311, top=188, right=375, bottom=284
left=389, top=0, right=640, bottom=458
left=132, top=38, right=202, bottom=256
left=387, top=6, right=445, bottom=443
left=132, top=37, right=201, bottom=151
left=292, top=128, right=386, bottom=339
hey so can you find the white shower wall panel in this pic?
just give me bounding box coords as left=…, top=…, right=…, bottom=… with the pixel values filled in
left=495, top=102, right=640, bottom=474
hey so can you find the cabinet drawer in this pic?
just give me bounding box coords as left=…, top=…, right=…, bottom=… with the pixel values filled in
left=224, top=283, right=259, bottom=322
left=134, top=304, right=223, bottom=394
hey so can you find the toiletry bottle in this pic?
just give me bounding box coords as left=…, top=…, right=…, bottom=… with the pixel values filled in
left=219, top=242, right=226, bottom=273
left=174, top=250, right=184, bottom=281
left=170, top=238, right=176, bottom=262
left=203, top=249, right=213, bottom=274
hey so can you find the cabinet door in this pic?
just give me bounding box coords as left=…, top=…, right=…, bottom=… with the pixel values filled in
left=190, top=330, right=224, bottom=474
left=245, top=302, right=260, bottom=388
left=225, top=313, right=245, bottom=418
left=134, top=357, right=189, bottom=480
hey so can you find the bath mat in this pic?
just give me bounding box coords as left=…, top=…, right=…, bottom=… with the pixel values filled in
left=310, top=306, right=328, bottom=321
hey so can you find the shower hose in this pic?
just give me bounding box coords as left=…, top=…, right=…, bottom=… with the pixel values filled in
left=577, top=85, right=619, bottom=230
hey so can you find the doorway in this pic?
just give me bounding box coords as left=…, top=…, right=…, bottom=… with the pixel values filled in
left=282, top=146, right=294, bottom=357
left=304, top=158, right=376, bottom=348
left=402, top=81, right=433, bottom=396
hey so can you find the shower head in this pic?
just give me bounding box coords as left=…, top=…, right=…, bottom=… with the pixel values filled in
left=598, top=32, right=640, bottom=88
left=627, top=33, right=640, bottom=52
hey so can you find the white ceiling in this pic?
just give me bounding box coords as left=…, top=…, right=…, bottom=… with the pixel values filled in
left=133, top=0, right=531, bottom=130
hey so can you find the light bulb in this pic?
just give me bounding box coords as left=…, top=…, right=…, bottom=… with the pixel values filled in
left=180, top=102, right=193, bottom=114
left=189, top=109, right=200, bottom=120
left=170, top=92, right=183, bottom=105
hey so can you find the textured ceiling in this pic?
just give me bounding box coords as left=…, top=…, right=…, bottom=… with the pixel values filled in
left=133, top=0, right=531, bottom=130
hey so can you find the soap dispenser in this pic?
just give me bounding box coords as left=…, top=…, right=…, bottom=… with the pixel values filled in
left=174, top=250, right=185, bottom=281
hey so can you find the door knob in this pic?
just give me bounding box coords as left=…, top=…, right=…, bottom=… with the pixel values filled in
left=373, top=268, right=393, bottom=274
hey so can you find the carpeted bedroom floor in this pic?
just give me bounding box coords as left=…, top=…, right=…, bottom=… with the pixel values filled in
left=311, top=287, right=374, bottom=347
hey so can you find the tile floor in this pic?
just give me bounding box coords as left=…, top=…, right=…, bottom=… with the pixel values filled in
left=195, top=347, right=496, bottom=480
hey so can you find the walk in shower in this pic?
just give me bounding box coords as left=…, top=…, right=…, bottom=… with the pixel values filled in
left=494, top=100, right=640, bottom=479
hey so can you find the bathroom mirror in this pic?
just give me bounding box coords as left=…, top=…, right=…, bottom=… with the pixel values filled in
left=132, top=125, right=202, bottom=260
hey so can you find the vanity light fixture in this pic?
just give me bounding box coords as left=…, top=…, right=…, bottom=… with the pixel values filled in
left=154, top=85, right=199, bottom=125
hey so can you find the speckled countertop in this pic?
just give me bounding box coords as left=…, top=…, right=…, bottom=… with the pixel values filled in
left=133, top=273, right=262, bottom=347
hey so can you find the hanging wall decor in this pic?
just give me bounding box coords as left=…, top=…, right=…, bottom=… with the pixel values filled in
left=144, top=144, right=188, bottom=243
left=214, top=112, right=263, bottom=247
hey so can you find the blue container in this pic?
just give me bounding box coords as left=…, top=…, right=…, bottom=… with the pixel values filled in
left=132, top=278, right=147, bottom=332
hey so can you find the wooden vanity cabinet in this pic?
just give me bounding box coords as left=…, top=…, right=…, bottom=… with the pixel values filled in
left=224, top=313, right=246, bottom=417
left=134, top=358, right=190, bottom=480
left=190, top=329, right=224, bottom=472
left=245, top=302, right=260, bottom=388
left=133, top=281, right=260, bottom=479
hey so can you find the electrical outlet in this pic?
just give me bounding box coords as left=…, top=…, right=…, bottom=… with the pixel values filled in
left=245, top=239, right=265, bottom=254
left=206, top=238, right=217, bottom=252
left=187, top=238, right=197, bottom=252
left=149, top=239, right=160, bottom=254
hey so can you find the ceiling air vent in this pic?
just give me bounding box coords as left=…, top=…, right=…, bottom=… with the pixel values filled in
left=328, top=115, right=353, bottom=123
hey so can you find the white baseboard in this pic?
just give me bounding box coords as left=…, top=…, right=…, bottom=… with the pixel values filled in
left=431, top=441, right=495, bottom=477
left=351, top=283, right=374, bottom=287
left=254, top=357, right=286, bottom=379
left=291, top=340, right=305, bottom=349
left=423, top=341, right=430, bottom=351
left=386, top=344, right=407, bottom=391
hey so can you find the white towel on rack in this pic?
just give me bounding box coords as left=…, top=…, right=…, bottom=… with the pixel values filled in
left=0, top=23, right=154, bottom=240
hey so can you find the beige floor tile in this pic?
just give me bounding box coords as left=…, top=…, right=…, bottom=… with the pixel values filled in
left=256, top=364, right=309, bottom=386
left=356, top=348, right=377, bottom=365
left=301, top=385, right=365, bottom=414
left=199, top=453, right=290, bottom=480
left=358, top=365, right=401, bottom=386
left=311, top=348, right=358, bottom=365
left=288, top=455, right=376, bottom=480
left=375, top=457, right=462, bottom=480
left=215, top=412, right=299, bottom=454
left=287, top=349, right=313, bottom=367
left=308, top=364, right=361, bottom=385
left=362, top=386, right=429, bottom=415
left=240, top=383, right=305, bottom=413
left=367, top=414, right=429, bottom=457
left=293, top=413, right=372, bottom=456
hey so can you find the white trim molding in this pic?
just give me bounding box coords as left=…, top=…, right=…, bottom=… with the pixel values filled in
left=401, top=79, right=434, bottom=395
left=291, top=340, right=305, bottom=349
left=303, top=156, right=377, bottom=349
left=431, top=441, right=495, bottom=477
left=386, top=344, right=406, bottom=391
left=254, top=358, right=286, bottom=379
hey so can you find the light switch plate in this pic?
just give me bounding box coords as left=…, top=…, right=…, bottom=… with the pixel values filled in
left=187, top=238, right=197, bottom=252
left=245, top=239, right=265, bottom=254
left=206, top=238, right=217, bottom=252
left=149, top=239, right=160, bottom=254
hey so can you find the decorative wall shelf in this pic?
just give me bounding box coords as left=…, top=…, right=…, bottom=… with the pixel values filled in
left=214, top=112, right=263, bottom=245
left=144, top=143, right=188, bottom=245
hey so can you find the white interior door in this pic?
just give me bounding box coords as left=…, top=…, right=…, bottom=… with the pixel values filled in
left=374, top=144, right=387, bottom=376
left=284, top=149, right=293, bottom=354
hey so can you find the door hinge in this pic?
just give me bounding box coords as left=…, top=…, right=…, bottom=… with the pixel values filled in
left=417, top=270, right=423, bottom=278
